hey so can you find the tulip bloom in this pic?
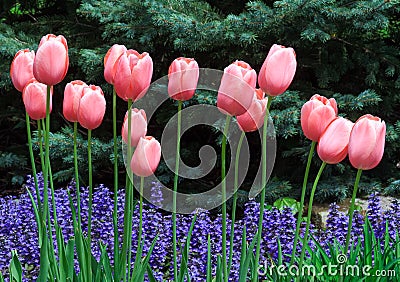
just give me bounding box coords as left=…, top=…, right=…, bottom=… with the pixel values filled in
left=317, top=117, right=354, bottom=164
left=10, top=49, right=35, bottom=92
left=130, top=136, right=161, bottom=177
left=33, top=34, right=69, bottom=86
left=237, top=89, right=268, bottom=132
left=258, top=44, right=297, bottom=96
left=168, top=57, right=199, bottom=101
left=217, top=60, right=256, bottom=116
left=348, top=114, right=386, bottom=170
left=78, top=85, right=106, bottom=130
left=121, top=108, right=147, bottom=147
left=63, top=80, right=88, bottom=123
left=301, top=94, right=338, bottom=142
left=22, top=79, right=52, bottom=120
left=114, top=49, right=153, bottom=101
left=104, top=44, right=127, bottom=85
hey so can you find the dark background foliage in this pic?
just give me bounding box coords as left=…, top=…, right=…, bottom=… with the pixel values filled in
left=1, top=0, right=399, bottom=203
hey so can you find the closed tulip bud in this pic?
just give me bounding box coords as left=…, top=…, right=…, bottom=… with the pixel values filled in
left=33, top=34, right=69, bottom=86
left=22, top=79, right=52, bottom=120
left=78, top=85, right=106, bottom=130
left=258, top=44, right=297, bottom=96
left=122, top=108, right=147, bottom=147
left=317, top=117, right=354, bottom=164
left=10, top=49, right=35, bottom=92
left=130, top=136, right=161, bottom=177
left=104, top=44, right=127, bottom=84
left=237, top=89, right=268, bottom=132
left=63, top=80, right=88, bottom=122
left=114, top=49, right=153, bottom=102
left=168, top=57, right=199, bottom=101
left=217, top=60, right=256, bottom=116
left=301, top=94, right=338, bottom=142
left=348, top=114, right=386, bottom=170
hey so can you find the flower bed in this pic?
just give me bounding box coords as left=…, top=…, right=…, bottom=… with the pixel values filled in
left=1, top=173, right=399, bottom=281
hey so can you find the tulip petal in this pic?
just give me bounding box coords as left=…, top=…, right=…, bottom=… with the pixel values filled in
left=349, top=118, right=377, bottom=167
left=33, top=35, right=68, bottom=85
left=317, top=117, right=353, bottom=164
left=305, top=105, right=336, bottom=141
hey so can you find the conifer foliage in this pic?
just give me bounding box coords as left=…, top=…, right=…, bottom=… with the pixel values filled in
left=0, top=0, right=399, bottom=201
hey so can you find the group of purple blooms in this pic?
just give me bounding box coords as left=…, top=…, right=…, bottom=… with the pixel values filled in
left=1, top=173, right=400, bottom=281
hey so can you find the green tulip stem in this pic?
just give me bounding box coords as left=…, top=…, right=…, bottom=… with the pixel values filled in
left=290, top=140, right=316, bottom=265
left=73, top=122, right=82, bottom=228
left=121, top=99, right=133, bottom=282
left=299, top=161, right=327, bottom=269
left=344, top=168, right=363, bottom=253
left=26, top=113, right=41, bottom=212
left=138, top=176, right=144, bottom=256
left=37, top=85, right=59, bottom=280
left=252, top=96, right=273, bottom=282
left=39, top=119, right=57, bottom=247
left=221, top=114, right=231, bottom=282
left=228, top=131, right=245, bottom=273
left=173, top=100, right=183, bottom=281
left=43, top=85, right=51, bottom=228
left=87, top=129, right=93, bottom=243
left=112, top=87, right=119, bottom=279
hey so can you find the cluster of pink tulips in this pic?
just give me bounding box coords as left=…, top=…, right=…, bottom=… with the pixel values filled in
left=9, top=32, right=386, bottom=281
left=292, top=94, right=386, bottom=268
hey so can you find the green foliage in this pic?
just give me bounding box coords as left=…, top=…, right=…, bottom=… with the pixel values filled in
left=263, top=178, right=293, bottom=204
left=0, top=0, right=399, bottom=202
left=0, top=151, right=27, bottom=187
left=385, top=179, right=400, bottom=197
left=31, top=126, right=124, bottom=186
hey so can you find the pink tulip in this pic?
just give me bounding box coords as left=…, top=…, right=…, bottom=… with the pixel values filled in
left=168, top=57, right=199, bottom=101
left=78, top=85, right=106, bottom=130
left=114, top=49, right=153, bottom=102
left=217, top=60, right=256, bottom=116
left=121, top=108, right=148, bottom=147
left=258, top=44, right=297, bottom=96
left=317, top=117, right=354, bottom=164
left=104, top=44, right=127, bottom=84
left=130, top=136, right=161, bottom=177
left=22, top=79, right=53, bottom=120
left=348, top=114, right=386, bottom=170
left=33, top=34, right=69, bottom=86
left=10, top=49, right=35, bottom=92
left=301, top=94, right=338, bottom=142
left=237, top=89, right=268, bottom=132
left=63, top=80, right=88, bottom=123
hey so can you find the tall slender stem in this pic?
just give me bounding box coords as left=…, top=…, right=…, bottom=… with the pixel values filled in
left=221, top=114, right=231, bottom=282
left=290, top=141, right=316, bottom=264
left=138, top=176, right=144, bottom=253
left=41, top=85, right=60, bottom=280
left=40, top=119, right=58, bottom=279
left=299, top=161, right=327, bottom=269
left=173, top=100, right=182, bottom=281
left=87, top=129, right=93, bottom=243
left=344, top=169, right=363, bottom=253
left=73, top=122, right=82, bottom=228
left=26, top=113, right=41, bottom=212
left=39, top=120, right=45, bottom=174
left=228, top=131, right=245, bottom=273
left=121, top=99, right=133, bottom=281
left=43, top=85, right=51, bottom=228
left=112, top=87, right=119, bottom=279
left=252, top=96, right=273, bottom=282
